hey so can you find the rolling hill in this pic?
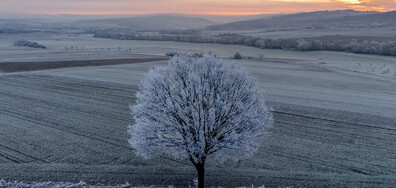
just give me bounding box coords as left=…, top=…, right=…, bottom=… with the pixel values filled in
left=206, top=10, right=395, bottom=30
left=74, top=15, right=217, bottom=31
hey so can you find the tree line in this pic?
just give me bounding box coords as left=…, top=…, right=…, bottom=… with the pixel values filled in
left=94, top=32, right=396, bottom=56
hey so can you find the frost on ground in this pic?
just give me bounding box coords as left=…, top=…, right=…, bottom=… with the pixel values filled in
left=0, top=35, right=395, bottom=186
left=0, top=179, right=174, bottom=188
left=0, top=179, right=270, bottom=188
left=0, top=58, right=394, bottom=187
left=309, top=59, right=396, bottom=83
left=0, top=179, right=91, bottom=188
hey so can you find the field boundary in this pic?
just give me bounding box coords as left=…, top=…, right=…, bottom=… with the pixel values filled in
left=0, top=57, right=168, bottom=73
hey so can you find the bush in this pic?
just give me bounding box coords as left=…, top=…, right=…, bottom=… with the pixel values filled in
left=14, top=40, right=46, bottom=49
left=233, top=51, right=242, bottom=59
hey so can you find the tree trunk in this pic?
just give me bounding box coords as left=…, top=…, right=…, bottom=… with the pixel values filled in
left=195, top=163, right=205, bottom=188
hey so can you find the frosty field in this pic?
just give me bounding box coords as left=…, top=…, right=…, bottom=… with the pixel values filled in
left=0, top=34, right=396, bottom=187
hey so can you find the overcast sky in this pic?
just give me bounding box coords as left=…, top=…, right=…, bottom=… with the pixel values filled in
left=1, top=0, right=395, bottom=15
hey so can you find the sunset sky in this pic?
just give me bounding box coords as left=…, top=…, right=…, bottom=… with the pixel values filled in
left=1, top=0, right=395, bottom=15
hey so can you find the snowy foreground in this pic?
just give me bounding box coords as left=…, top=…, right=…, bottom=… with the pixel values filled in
left=1, top=58, right=394, bottom=187
left=0, top=179, right=98, bottom=188
left=0, top=179, right=161, bottom=188
left=0, top=34, right=395, bottom=187
left=0, top=179, right=271, bottom=188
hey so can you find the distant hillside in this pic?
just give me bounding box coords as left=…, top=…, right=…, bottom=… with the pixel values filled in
left=192, top=14, right=286, bottom=23
left=75, top=15, right=217, bottom=31
left=206, top=10, right=395, bottom=30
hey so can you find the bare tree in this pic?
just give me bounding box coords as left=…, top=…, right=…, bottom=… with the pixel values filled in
left=128, top=55, right=273, bottom=187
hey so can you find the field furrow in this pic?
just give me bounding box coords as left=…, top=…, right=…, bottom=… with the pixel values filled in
left=0, top=58, right=395, bottom=187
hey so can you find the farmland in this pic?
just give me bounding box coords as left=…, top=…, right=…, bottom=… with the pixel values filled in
left=0, top=33, right=395, bottom=187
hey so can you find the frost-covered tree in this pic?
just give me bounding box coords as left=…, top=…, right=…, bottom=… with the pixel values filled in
left=128, top=55, right=273, bottom=188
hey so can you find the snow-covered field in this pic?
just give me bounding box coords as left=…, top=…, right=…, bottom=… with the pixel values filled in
left=1, top=33, right=395, bottom=80
left=0, top=33, right=395, bottom=187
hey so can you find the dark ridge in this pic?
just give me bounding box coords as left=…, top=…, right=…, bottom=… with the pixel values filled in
left=0, top=58, right=167, bottom=73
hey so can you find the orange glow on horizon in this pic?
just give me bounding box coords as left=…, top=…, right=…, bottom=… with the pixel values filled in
left=3, top=0, right=395, bottom=16
left=33, top=11, right=275, bottom=16
left=334, top=0, right=395, bottom=12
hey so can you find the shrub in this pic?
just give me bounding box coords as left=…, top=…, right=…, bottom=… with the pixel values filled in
left=233, top=51, right=242, bottom=59
left=14, top=40, right=46, bottom=49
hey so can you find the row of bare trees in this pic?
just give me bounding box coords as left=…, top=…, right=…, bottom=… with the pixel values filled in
left=94, top=32, right=396, bottom=56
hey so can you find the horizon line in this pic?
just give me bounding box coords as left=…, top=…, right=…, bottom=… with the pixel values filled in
left=1, top=9, right=393, bottom=17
